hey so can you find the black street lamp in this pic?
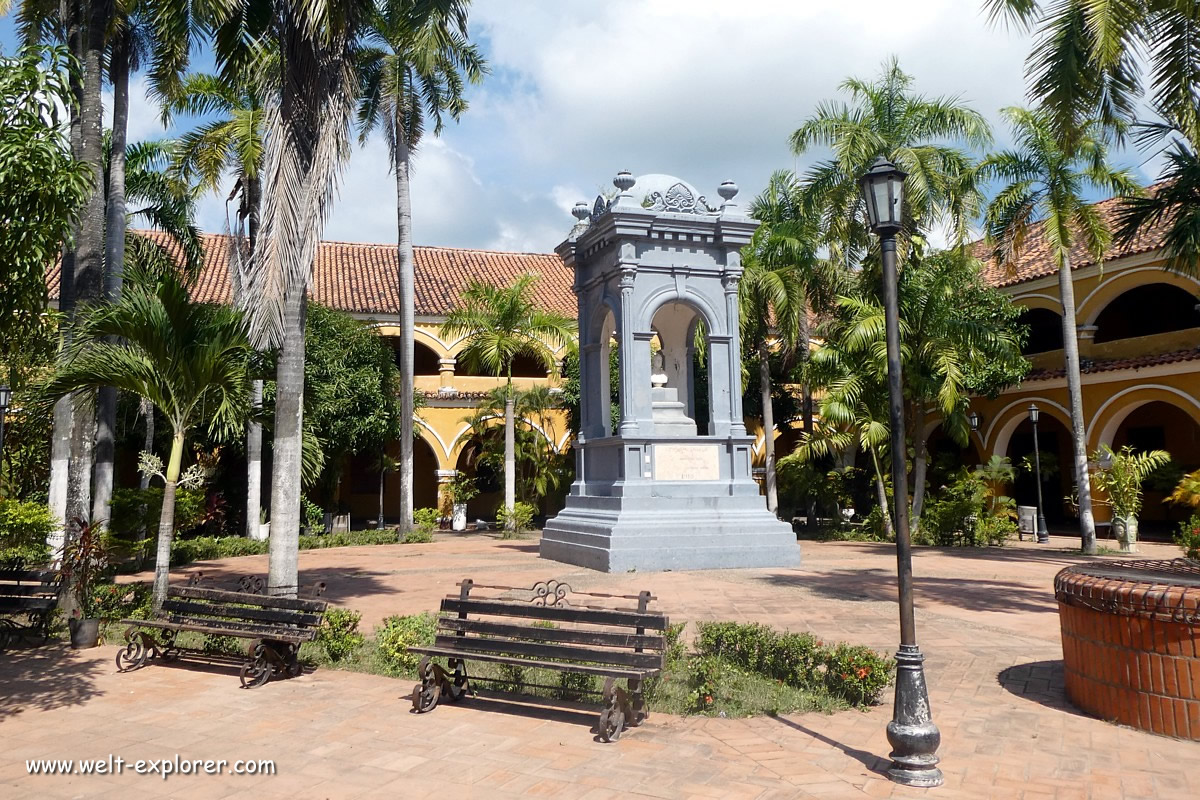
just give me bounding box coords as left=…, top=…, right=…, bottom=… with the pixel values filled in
left=1028, top=404, right=1050, bottom=544
left=860, top=156, right=943, bottom=788
left=0, top=385, right=10, bottom=486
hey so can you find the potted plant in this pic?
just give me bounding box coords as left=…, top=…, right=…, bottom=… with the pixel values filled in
left=447, top=474, right=478, bottom=532
left=1092, top=445, right=1171, bottom=553
left=59, top=519, right=111, bottom=648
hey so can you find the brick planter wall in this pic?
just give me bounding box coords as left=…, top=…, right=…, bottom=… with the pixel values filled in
left=1055, top=560, right=1200, bottom=740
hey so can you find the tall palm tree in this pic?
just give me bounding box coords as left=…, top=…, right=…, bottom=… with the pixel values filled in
left=357, top=0, right=486, bottom=532
left=741, top=171, right=830, bottom=514
left=210, top=0, right=374, bottom=595
left=985, top=1, right=1200, bottom=146
left=981, top=107, right=1140, bottom=554
left=164, top=71, right=268, bottom=538
left=1115, top=140, right=1200, bottom=275
left=440, top=276, right=574, bottom=527
left=789, top=57, right=992, bottom=266
left=41, top=264, right=250, bottom=609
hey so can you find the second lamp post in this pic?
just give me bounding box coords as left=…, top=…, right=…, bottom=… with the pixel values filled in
left=860, top=156, right=943, bottom=787
left=1028, top=404, right=1050, bottom=543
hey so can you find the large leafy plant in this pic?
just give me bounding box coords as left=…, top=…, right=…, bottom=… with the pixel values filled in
left=1092, top=445, right=1171, bottom=519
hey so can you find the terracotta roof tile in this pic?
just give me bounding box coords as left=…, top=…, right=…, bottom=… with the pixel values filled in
left=1024, top=348, right=1200, bottom=381
left=972, top=187, right=1170, bottom=288
left=49, top=230, right=577, bottom=319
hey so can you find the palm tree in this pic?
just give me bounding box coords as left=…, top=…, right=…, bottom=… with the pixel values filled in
left=357, top=0, right=486, bottom=533
left=440, top=276, right=574, bottom=527
left=41, top=264, right=251, bottom=609
left=789, top=57, right=991, bottom=265
left=92, top=136, right=204, bottom=527
left=741, top=171, right=829, bottom=514
left=209, top=0, right=374, bottom=595
left=164, top=71, right=268, bottom=538
left=1115, top=141, right=1200, bottom=276
left=984, top=1, right=1200, bottom=146
left=981, top=107, right=1140, bottom=554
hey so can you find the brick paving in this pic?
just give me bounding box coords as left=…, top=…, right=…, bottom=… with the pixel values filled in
left=2, top=535, right=1197, bottom=799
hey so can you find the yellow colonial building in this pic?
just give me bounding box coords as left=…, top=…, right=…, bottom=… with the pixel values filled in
left=956, top=194, right=1200, bottom=535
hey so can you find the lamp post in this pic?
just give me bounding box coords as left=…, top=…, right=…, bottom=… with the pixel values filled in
left=0, top=386, right=10, bottom=489
left=860, top=156, right=943, bottom=788
left=1028, top=404, right=1050, bottom=544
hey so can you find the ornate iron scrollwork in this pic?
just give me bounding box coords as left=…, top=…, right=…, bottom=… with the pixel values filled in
left=237, top=576, right=266, bottom=595
left=530, top=580, right=571, bottom=607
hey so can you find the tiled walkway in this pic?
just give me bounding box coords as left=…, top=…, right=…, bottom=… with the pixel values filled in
left=2, top=535, right=1196, bottom=799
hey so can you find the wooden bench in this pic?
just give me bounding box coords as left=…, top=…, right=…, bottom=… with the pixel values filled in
left=0, top=566, right=61, bottom=650
left=115, top=585, right=328, bottom=688
left=409, top=578, right=669, bottom=742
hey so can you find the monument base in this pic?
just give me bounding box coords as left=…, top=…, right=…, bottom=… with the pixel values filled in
left=539, top=494, right=800, bottom=573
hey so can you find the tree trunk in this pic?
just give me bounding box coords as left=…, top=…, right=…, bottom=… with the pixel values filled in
left=1058, top=252, right=1097, bottom=553
left=395, top=129, right=415, bottom=533
left=246, top=379, right=264, bottom=538
left=378, top=451, right=386, bottom=527
left=268, top=290, right=307, bottom=596
left=872, top=448, right=894, bottom=539
left=152, top=431, right=185, bottom=611
left=47, top=398, right=72, bottom=556
left=909, top=404, right=929, bottom=537
left=800, top=320, right=816, bottom=530
left=758, top=342, right=778, bottom=514
left=92, top=35, right=130, bottom=529
left=139, top=397, right=154, bottom=490
left=504, top=379, right=516, bottom=528
left=65, top=0, right=109, bottom=533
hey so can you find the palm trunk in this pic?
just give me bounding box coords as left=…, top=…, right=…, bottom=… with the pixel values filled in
left=65, top=0, right=109, bottom=534
left=395, top=129, right=415, bottom=533
left=152, top=431, right=185, bottom=611
left=1058, top=252, right=1097, bottom=553
left=48, top=398, right=72, bottom=556
left=909, top=404, right=928, bottom=536
left=504, top=375, right=516, bottom=528
left=758, top=342, right=778, bottom=514
left=268, top=290, right=307, bottom=596
left=799, top=319, right=816, bottom=531
left=378, top=453, right=386, bottom=528
left=246, top=379, right=264, bottom=538
left=871, top=447, right=894, bottom=539
left=92, top=36, right=130, bottom=529
left=139, top=397, right=154, bottom=490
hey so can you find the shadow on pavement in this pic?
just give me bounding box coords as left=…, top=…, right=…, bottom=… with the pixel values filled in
left=996, top=659, right=1089, bottom=718
left=758, top=568, right=1058, bottom=616
left=0, top=643, right=103, bottom=720
left=770, top=715, right=889, bottom=776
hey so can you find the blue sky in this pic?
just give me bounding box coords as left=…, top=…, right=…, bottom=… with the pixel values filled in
left=1, top=1, right=1157, bottom=253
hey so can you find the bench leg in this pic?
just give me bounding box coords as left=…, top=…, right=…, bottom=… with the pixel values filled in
left=445, top=658, right=472, bottom=703
left=598, top=677, right=633, bottom=743
left=628, top=678, right=646, bottom=726
left=411, top=656, right=444, bottom=713
left=115, top=627, right=167, bottom=672
left=239, top=641, right=287, bottom=689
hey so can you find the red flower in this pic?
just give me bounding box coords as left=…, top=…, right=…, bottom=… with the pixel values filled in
left=704, top=695, right=713, bottom=705
left=840, top=672, right=849, bottom=680
left=856, top=667, right=870, bottom=679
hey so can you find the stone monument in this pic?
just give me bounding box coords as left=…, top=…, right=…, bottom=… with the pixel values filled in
left=539, top=171, right=800, bottom=572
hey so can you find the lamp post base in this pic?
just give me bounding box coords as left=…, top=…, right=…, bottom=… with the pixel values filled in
left=1036, top=513, right=1050, bottom=544
left=886, top=644, right=944, bottom=787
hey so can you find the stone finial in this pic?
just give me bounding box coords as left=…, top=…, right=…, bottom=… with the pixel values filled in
left=572, top=201, right=590, bottom=222
left=613, top=170, right=638, bottom=208
left=718, top=180, right=739, bottom=214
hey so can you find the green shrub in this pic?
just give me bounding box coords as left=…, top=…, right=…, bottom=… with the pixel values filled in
left=402, top=528, right=433, bottom=544
left=497, top=501, right=535, bottom=539
left=0, top=499, right=55, bottom=565
left=1177, top=513, right=1200, bottom=561
left=90, top=582, right=153, bottom=621
left=202, top=633, right=242, bottom=655
left=496, top=662, right=526, bottom=691
left=317, top=608, right=365, bottom=662
left=557, top=671, right=595, bottom=701
left=161, top=529, right=405, bottom=570
left=974, top=513, right=1016, bottom=547
left=301, top=496, right=325, bottom=534
left=375, top=613, right=438, bottom=673
left=694, top=620, right=893, bottom=706
left=822, top=643, right=894, bottom=706
left=686, top=655, right=726, bottom=712
left=110, top=487, right=206, bottom=541
left=917, top=472, right=987, bottom=546
left=404, top=508, right=438, bottom=543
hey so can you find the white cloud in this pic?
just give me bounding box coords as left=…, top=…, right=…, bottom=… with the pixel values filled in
left=320, top=0, right=1036, bottom=251
left=103, top=75, right=169, bottom=143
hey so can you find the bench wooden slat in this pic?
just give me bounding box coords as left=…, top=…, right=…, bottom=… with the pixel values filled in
left=169, top=585, right=328, bottom=613
left=436, top=617, right=665, bottom=650
left=0, top=597, right=56, bottom=611
left=0, top=584, right=60, bottom=597
left=164, top=614, right=315, bottom=640
left=433, top=634, right=662, bottom=669
left=0, top=569, right=58, bottom=582
left=121, top=618, right=313, bottom=643
left=409, top=646, right=652, bottom=680
left=161, top=599, right=322, bottom=627
left=441, top=598, right=669, bottom=630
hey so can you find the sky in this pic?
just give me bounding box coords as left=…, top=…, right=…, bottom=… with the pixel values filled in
left=0, top=1, right=1158, bottom=254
